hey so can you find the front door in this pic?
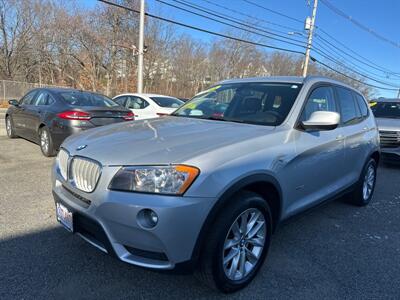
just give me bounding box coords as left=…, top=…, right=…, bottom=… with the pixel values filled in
left=12, top=90, right=38, bottom=139
left=287, top=85, right=346, bottom=215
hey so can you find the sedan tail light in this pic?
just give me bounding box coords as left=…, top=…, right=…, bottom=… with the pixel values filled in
left=57, top=111, right=91, bottom=120
left=123, top=111, right=135, bottom=121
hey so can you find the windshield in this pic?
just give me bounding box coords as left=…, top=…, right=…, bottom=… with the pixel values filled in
left=371, top=102, right=400, bottom=119
left=59, top=91, right=119, bottom=107
left=151, top=96, right=184, bottom=108
left=172, top=82, right=302, bottom=126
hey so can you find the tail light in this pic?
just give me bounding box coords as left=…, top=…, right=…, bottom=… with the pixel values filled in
left=57, top=111, right=91, bottom=120
left=123, top=111, right=135, bottom=121
left=156, top=113, right=169, bottom=117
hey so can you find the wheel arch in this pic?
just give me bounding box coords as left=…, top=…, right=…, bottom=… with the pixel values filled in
left=370, top=150, right=380, bottom=164
left=190, top=174, right=282, bottom=267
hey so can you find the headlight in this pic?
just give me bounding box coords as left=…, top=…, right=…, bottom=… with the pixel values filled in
left=57, top=148, right=69, bottom=180
left=109, top=165, right=199, bottom=195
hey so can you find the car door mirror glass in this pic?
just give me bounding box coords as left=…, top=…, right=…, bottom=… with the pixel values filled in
left=301, top=111, right=340, bottom=131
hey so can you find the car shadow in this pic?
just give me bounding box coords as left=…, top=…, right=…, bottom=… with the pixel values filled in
left=1, top=165, right=399, bottom=299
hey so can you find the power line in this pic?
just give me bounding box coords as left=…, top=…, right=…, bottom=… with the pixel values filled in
left=242, top=0, right=400, bottom=76
left=156, top=0, right=306, bottom=48
left=314, top=58, right=398, bottom=91
left=177, top=0, right=305, bottom=39
left=313, top=38, right=400, bottom=82
left=97, top=0, right=304, bottom=54
left=314, top=33, right=400, bottom=78
left=316, top=28, right=400, bottom=76
left=243, top=0, right=304, bottom=24
left=313, top=48, right=400, bottom=88
left=199, top=0, right=303, bottom=33
left=158, top=0, right=399, bottom=88
left=97, top=0, right=399, bottom=91
left=320, top=0, right=400, bottom=49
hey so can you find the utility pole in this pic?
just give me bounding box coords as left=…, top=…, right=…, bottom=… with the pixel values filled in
left=303, top=0, right=318, bottom=77
left=137, top=0, right=145, bottom=93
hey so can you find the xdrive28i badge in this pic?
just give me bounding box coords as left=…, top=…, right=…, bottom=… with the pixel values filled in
left=76, top=145, right=87, bottom=151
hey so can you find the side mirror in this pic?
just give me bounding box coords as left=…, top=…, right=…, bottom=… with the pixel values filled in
left=301, top=111, right=340, bottom=131
left=8, top=99, right=19, bottom=106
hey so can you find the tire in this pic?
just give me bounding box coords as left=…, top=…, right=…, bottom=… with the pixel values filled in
left=349, top=158, right=377, bottom=206
left=196, top=191, right=272, bottom=293
left=5, top=116, right=17, bottom=138
left=39, top=126, right=56, bottom=157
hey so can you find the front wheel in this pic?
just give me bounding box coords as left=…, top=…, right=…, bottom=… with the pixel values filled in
left=39, top=127, right=56, bottom=157
left=349, top=158, right=377, bottom=206
left=196, top=191, right=272, bottom=293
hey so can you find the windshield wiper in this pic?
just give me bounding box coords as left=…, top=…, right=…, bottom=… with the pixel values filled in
left=204, top=116, right=246, bottom=123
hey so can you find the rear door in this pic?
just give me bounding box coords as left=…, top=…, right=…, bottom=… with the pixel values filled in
left=335, top=87, right=367, bottom=184
left=126, top=96, right=155, bottom=120
left=30, top=91, right=49, bottom=137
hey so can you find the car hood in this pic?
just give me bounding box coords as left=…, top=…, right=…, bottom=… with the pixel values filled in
left=376, top=117, right=400, bottom=131
left=62, top=116, right=275, bottom=166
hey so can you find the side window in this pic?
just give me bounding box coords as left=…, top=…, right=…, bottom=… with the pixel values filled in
left=47, top=94, right=56, bottom=105
left=127, top=97, right=149, bottom=109
left=355, top=93, right=369, bottom=118
left=33, top=92, right=48, bottom=106
left=301, top=86, right=337, bottom=121
left=20, top=90, right=37, bottom=105
left=114, top=96, right=127, bottom=107
left=336, top=87, right=361, bottom=125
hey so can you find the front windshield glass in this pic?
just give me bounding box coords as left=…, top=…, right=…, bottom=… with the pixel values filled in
left=59, top=91, right=119, bottom=107
left=371, top=102, right=400, bottom=119
left=172, top=82, right=303, bottom=126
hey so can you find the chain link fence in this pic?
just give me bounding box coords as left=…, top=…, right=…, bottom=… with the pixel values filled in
left=0, top=80, right=68, bottom=107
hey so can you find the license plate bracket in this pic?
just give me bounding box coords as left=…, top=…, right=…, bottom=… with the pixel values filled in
left=56, top=202, right=73, bottom=232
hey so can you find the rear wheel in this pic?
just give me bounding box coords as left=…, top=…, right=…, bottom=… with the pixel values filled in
left=5, top=116, right=17, bottom=138
left=349, top=158, right=377, bottom=206
left=39, top=127, right=56, bottom=157
left=196, top=191, right=272, bottom=293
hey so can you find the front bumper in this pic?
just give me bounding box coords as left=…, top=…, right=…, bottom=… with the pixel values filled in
left=381, top=147, right=400, bottom=162
left=52, top=164, right=214, bottom=270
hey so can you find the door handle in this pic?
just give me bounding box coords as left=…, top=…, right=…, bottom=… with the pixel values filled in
left=336, top=135, right=344, bottom=141
left=363, top=127, right=369, bottom=131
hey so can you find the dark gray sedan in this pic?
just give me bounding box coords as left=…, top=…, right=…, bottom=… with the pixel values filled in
left=5, top=88, right=134, bottom=156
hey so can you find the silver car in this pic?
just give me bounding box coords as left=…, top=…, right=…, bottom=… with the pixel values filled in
left=370, top=98, right=400, bottom=163
left=52, top=76, right=380, bottom=293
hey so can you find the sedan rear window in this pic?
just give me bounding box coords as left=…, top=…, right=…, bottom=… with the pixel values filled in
left=173, top=83, right=302, bottom=126
left=60, top=91, right=119, bottom=107
left=150, top=97, right=184, bottom=108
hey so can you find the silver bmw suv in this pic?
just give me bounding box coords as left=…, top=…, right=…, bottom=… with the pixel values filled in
left=52, top=76, right=380, bottom=293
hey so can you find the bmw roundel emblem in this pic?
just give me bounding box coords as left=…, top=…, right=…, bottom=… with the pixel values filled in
left=76, top=144, right=87, bottom=151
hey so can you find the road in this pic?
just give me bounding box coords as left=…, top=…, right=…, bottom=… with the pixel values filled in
left=0, top=136, right=399, bottom=299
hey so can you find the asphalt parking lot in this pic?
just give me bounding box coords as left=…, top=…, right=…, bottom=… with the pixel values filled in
left=1, top=136, right=399, bottom=299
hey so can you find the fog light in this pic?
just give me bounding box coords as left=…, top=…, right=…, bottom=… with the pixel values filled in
left=137, top=209, right=159, bottom=229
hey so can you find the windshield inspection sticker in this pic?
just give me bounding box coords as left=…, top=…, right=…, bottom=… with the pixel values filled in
left=291, top=85, right=299, bottom=89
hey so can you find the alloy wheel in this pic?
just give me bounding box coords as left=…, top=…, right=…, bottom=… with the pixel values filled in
left=40, top=130, right=49, bottom=154
left=222, top=208, right=266, bottom=281
left=363, top=164, right=375, bottom=201
left=6, top=117, right=12, bottom=136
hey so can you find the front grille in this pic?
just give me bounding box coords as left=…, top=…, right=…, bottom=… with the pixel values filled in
left=379, top=130, right=400, bottom=148
left=70, top=157, right=101, bottom=192
left=57, top=149, right=69, bottom=180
